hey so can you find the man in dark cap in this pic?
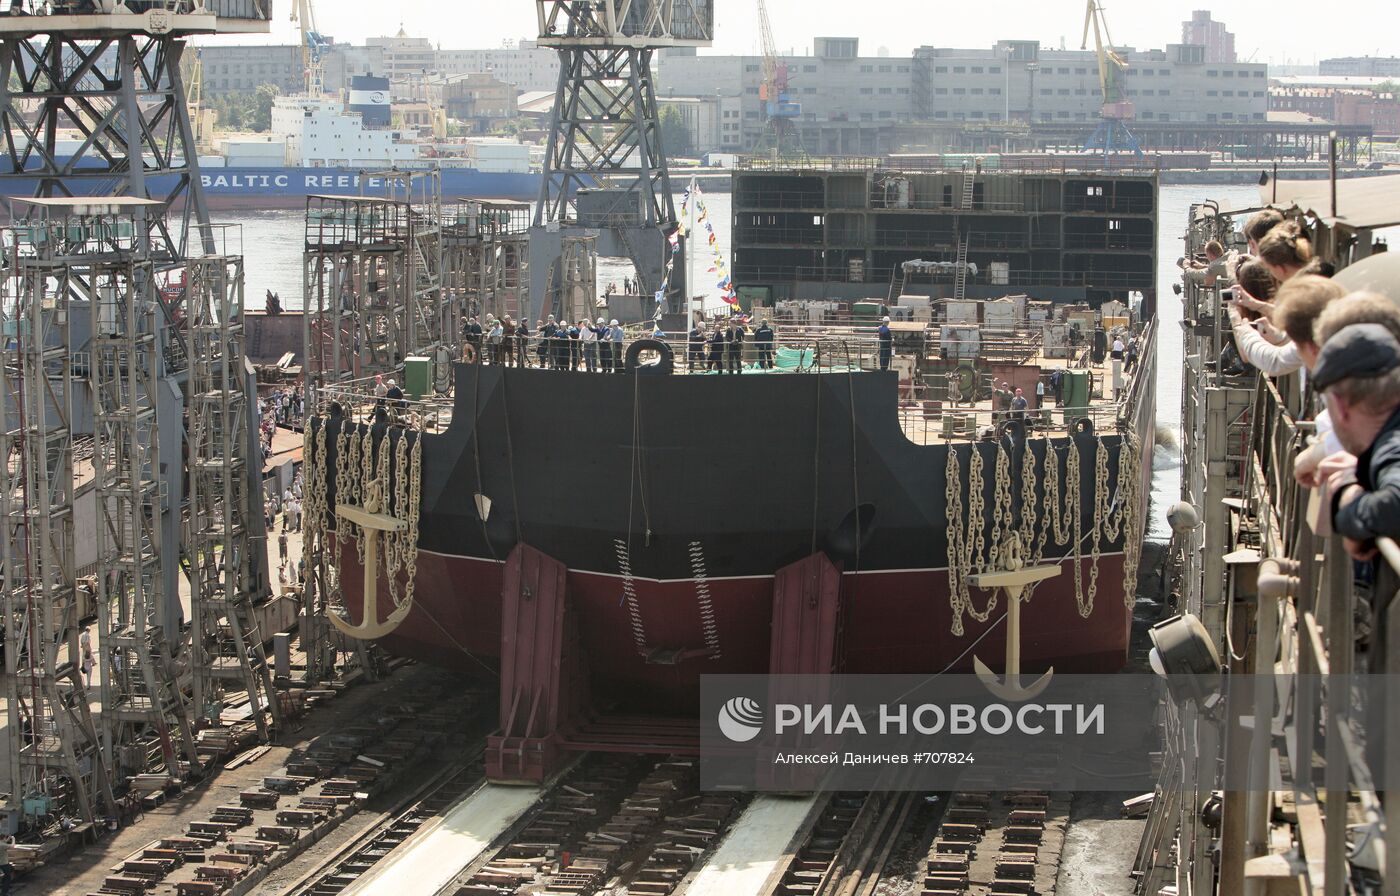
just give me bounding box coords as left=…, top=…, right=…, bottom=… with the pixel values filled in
left=1319, top=323, right=1400, bottom=560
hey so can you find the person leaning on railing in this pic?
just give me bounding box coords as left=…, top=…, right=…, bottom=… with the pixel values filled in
left=1295, top=293, right=1400, bottom=490
left=1313, top=324, right=1400, bottom=562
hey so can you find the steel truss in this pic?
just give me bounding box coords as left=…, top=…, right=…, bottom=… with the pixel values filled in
left=186, top=254, right=280, bottom=739
left=531, top=0, right=712, bottom=317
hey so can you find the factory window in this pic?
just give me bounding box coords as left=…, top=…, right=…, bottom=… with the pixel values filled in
left=898, top=65, right=910, bottom=73
left=879, top=65, right=891, bottom=73
left=1040, top=88, right=1051, bottom=95
left=861, top=65, right=873, bottom=73
left=954, top=112, right=965, bottom=120
left=1058, top=67, right=1070, bottom=74
left=1057, top=110, right=1069, bottom=118
left=1206, top=90, right=1217, bottom=97
left=1076, top=67, right=1088, bottom=75
left=1108, top=219, right=1122, bottom=230
left=1143, top=69, right=1154, bottom=76
left=989, top=66, right=1001, bottom=74
left=879, top=110, right=892, bottom=117
left=745, top=87, right=758, bottom=94
left=1159, top=113, right=1170, bottom=121
left=953, top=87, right=965, bottom=94
left=1141, top=111, right=1153, bottom=119
left=989, top=87, right=1001, bottom=95
left=803, top=87, right=816, bottom=94
left=1086, top=186, right=1103, bottom=196
left=1159, top=89, right=1170, bottom=96
left=1222, top=111, right=1234, bottom=119
left=1076, top=112, right=1088, bottom=120
left=1058, top=88, right=1069, bottom=95
left=935, top=66, right=948, bottom=73
left=1126, top=89, right=1137, bottom=96
left=1254, top=112, right=1265, bottom=120
left=971, top=66, right=983, bottom=73
left=935, top=111, right=947, bottom=118
left=860, top=112, right=873, bottom=120
left=1206, top=69, right=1218, bottom=77
left=860, top=87, right=873, bottom=94
left=953, top=66, right=965, bottom=73
left=1041, top=112, right=1052, bottom=121
left=989, top=112, right=1001, bottom=121
left=971, top=87, right=983, bottom=94
left=745, top=64, right=759, bottom=72
left=1142, top=89, right=1154, bottom=96
left=1075, top=88, right=1087, bottom=95
left=1223, top=90, right=1233, bottom=97
left=971, top=110, right=983, bottom=118
left=879, top=87, right=892, bottom=94
left=803, top=65, right=816, bottom=72
left=897, top=87, right=910, bottom=94
left=1254, top=91, right=1264, bottom=97
left=1161, top=69, right=1171, bottom=76
left=1223, top=70, right=1234, bottom=77
left=1252, top=70, right=1265, bottom=77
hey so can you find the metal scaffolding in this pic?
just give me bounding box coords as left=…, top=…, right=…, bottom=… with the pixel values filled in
left=529, top=0, right=712, bottom=318
left=84, top=203, right=200, bottom=784
left=186, top=251, right=280, bottom=741
left=0, top=207, right=117, bottom=831
left=302, top=189, right=445, bottom=392
left=443, top=199, right=531, bottom=327
left=300, top=175, right=445, bottom=685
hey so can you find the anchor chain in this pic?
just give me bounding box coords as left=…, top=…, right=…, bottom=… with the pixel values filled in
left=947, top=425, right=1143, bottom=633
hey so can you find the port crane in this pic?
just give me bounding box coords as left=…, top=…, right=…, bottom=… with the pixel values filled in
left=1080, top=0, right=1142, bottom=156
left=291, top=0, right=331, bottom=96
left=755, top=0, right=805, bottom=158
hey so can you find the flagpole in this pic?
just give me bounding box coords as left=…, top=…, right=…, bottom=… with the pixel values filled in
left=686, top=175, right=697, bottom=336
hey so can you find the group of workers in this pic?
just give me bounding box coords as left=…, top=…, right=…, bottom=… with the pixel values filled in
left=463, top=314, right=630, bottom=372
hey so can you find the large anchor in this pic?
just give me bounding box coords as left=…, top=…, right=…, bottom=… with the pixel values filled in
left=971, top=540, right=1062, bottom=702
left=329, top=478, right=413, bottom=639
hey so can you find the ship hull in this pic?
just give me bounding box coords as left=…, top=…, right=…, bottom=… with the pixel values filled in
left=314, top=357, right=1156, bottom=710
left=342, top=545, right=1132, bottom=710
left=0, top=165, right=542, bottom=210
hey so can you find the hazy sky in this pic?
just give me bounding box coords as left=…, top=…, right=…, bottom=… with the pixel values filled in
left=206, top=1, right=1399, bottom=66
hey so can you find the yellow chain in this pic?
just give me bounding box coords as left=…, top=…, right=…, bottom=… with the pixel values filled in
left=403, top=430, right=422, bottom=609
left=946, top=445, right=967, bottom=636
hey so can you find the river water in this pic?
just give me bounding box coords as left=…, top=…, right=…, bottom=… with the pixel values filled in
left=221, top=182, right=1261, bottom=542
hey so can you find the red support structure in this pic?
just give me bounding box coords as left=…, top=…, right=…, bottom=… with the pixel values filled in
left=486, top=544, right=589, bottom=783
left=763, top=552, right=843, bottom=790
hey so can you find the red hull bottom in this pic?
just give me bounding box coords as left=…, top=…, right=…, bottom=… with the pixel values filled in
left=343, top=547, right=1133, bottom=710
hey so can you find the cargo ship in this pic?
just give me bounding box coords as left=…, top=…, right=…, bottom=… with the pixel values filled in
left=300, top=161, right=1159, bottom=780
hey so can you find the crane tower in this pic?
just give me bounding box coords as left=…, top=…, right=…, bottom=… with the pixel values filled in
left=1081, top=0, right=1143, bottom=156
left=531, top=0, right=714, bottom=318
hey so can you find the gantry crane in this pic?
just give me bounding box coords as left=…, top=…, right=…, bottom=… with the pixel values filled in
left=755, top=0, right=805, bottom=158
left=291, top=0, right=330, bottom=96
left=1081, top=0, right=1142, bottom=156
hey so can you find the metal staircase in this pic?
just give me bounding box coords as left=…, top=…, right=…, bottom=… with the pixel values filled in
left=953, top=236, right=971, bottom=301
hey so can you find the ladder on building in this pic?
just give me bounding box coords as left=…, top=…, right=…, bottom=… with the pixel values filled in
left=960, top=165, right=976, bottom=210
left=186, top=256, right=281, bottom=741
left=887, top=263, right=906, bottom=305
left=0, top=250, right=116, bottom=830
left=91, top=259, right=201, bottom=783
left=953, top=236, right=971, bottom=302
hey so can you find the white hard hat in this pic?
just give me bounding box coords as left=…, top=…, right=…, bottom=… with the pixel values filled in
left=610, top=319, right=619, bottom=326
left=882, top=315, right=891, bottom=322
left=597, top=316, right=605, bottom=324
